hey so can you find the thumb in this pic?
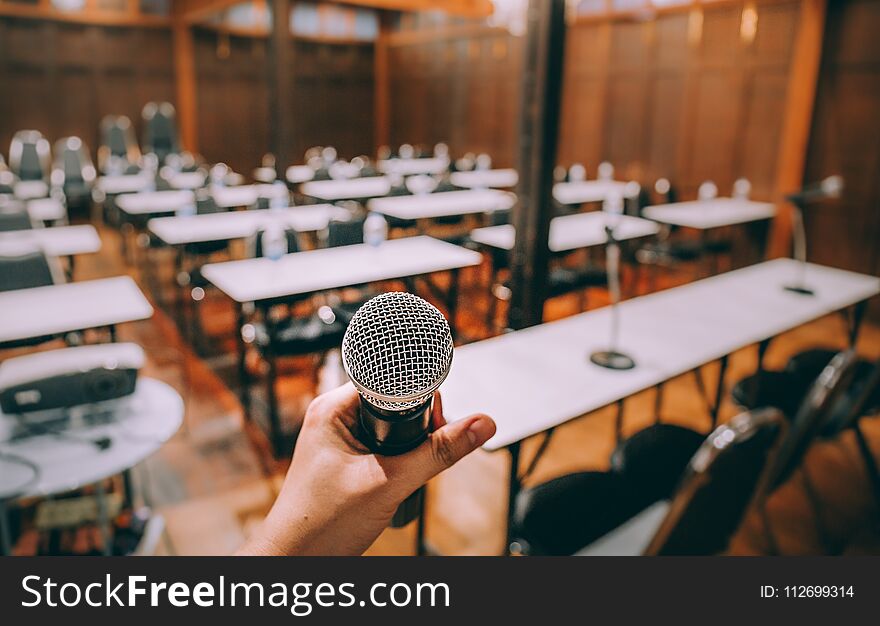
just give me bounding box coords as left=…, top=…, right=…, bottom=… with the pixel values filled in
left=393, top=414, right=496, bottom=495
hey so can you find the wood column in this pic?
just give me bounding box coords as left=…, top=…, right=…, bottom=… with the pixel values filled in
left=173, top=19, right=199, bottom=153
left=507, top=0, right=567, bottom=330
left=268, top=0, right=293, bottom=173
left=769, top=0, right=827, bottom=257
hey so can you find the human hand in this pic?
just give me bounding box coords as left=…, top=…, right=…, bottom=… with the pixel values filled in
left=236, top=383, right=496, bottom=556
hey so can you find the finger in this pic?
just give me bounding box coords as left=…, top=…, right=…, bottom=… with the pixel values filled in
left=431, top=391, right=446, bottom=430
left=392, top=413, right=496, bottom=494
left=308, top=382, right=360, bottom=430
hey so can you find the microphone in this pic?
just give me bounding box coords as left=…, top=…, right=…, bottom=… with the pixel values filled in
left=785, top=175, right=843, bottom=206
left=341, top=291, right=454, bottom=527
left=783, top=175, right=843, bottom=296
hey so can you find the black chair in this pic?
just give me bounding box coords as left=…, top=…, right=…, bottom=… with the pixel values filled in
left=0, top=208, right=34, bottom=232
left=511, top=408, right=784, bottom=555
left=99, top=115, right=141, bottom=174
left=52, top=137, right=95, bottom=216
left=142, top=102, right=179, bottom=165
left=0, top=155, right=15, bottom=195
left=0, top=248, right=63, bottom=348
left=325, top=214, right=365, bottom=248
left=9, top=130, right=51, bottom=182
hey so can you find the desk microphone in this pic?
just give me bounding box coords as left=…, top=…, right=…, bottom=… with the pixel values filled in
left=784, top=175, right=844, bottom=296
left=341, top=291, right=454, bottom=527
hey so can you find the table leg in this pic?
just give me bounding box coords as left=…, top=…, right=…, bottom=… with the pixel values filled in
left=236, top=303, right=251, bottom=419
left=95, top=481, right=113, bottom=556
left=711, top=354, right=730, bottom=428
left=447, top=268, right=461, bottom=338
left=504, top=441, right=522, bottom=555
left=0, top=500, right=12, bottom=556
left=849, top=300, right=868, bottom=347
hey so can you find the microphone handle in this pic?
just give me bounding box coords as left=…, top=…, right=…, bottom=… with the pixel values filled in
left=357, top=396, right=434, bottom=528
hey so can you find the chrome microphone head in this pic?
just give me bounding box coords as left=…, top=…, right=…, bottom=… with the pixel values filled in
left=342, top=291, right=453, bottom=413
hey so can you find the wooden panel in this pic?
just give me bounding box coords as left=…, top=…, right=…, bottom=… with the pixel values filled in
left=803, top=0, right=880, bottom=319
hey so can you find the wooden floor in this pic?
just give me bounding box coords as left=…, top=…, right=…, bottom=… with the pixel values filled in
left=6, top=220, right=880, bottom=556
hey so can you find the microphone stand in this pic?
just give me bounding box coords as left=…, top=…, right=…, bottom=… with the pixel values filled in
left=590, top=223, right=636, bottom=370
left=783, top=198, right=815, bottom=296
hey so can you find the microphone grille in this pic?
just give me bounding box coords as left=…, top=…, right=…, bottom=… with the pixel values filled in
left=342, top=292, right=453, bottom=410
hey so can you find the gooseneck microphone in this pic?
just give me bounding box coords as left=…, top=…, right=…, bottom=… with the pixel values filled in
left=341, top=291, right=454, bottom=527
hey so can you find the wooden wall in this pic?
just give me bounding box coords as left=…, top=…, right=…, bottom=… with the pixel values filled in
left=386, top=0, right=801, bottom=199
left=194, top=28, right=376, bottom=175
left=0, top=16, right=375, bottom=176
left=802, top=0, right=880, bottom=314
left=0, top=17, right=175, bottom=161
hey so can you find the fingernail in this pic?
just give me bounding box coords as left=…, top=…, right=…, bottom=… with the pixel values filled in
left=466, top=416, right=495, bottom=446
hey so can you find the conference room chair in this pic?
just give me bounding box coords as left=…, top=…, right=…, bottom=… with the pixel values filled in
left=98, top=115, right=141, bottom=175
left=253, top=153, right=277, bottom=183
left=354, top=155, right=381, bottom=178
left=376, top=145, right=392, bottom=161
left=324, top=212, right=366, bottom=248
left=142, top=102, right=180, bottom=165
left=0, top=203, right=35, bottom=231
left=0, top=246, right=65, bottom=348
left=51, top=137, right=96, bottom=216
left=453, top=153, right=476, bottom=172
left=9, top=130, right=51, bottom=183
left=0, top=155, right=16, bottom=194
left=568, top=163, right=586, bottom=183
left=510, top=408, right=784, bottom=555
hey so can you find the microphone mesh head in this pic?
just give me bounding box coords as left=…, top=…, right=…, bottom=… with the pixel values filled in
left=342, top=292, right=453, bottom=411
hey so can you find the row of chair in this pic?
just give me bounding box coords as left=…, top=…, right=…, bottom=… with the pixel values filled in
left=513, top=350, right=880, bottom=555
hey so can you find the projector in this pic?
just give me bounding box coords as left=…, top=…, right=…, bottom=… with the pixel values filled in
left=0, top=343, right=144, bottom=415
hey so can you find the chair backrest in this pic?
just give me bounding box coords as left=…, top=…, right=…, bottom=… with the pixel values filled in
left=250, top=227, right=301, bottom=258
left=53, top=137, right=95, bottom=187
left=761, top=350, right=861, bottom=493
left=196, top=190, right=222, bottom=215
left=0, top=249, right=57, bottom=292
left=0, top=209, right=34, bottom=232
left=99, top=115, right=140, bottom=172
left=142, top=102, right=179, bottom=162
left=654, top=178, right=677, bottom=204
left=10, top=130, right=51, bottom=182
left=326, top=215, right=365, bottom=248
left=644, top=408, right=785, bottom=555
left=821, top=356, right=880, bottom=436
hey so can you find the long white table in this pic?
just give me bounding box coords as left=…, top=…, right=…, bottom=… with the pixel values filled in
left=0, top=276, right=154, bottom=346
left=0, top=224, right=101, bottom=257
left=367, top=189, right=515, bottom=221
left=443, top=259, right=878, bottom=452
left=202, top=235, right=481, bottom=305
left=212, top=184, right=287, bottom=209
left=13, top=181, right=49, bottom=201
left=469, top=212, right=659, bottom=253
left=116, top=189, right=194, bottom=216
left=167, top=171, right=206, bottom=190
left=553, top=180, right=638, bottom=205
left=301, top=177, right=391, bottom=202
left=285, top=165, right=316, bottom=184
left=378, top=157, right=449, bottom=176
left=96, top=174, right=151, bottom=195
left=450, top=168, right=519, bottom=189
left=642, top=198, right=777, bottom=229
left=26, top=197, right=66, bottom=223
left=148, top=204, right=349, bottom=245
left=438, top=258, right=878, bottom=550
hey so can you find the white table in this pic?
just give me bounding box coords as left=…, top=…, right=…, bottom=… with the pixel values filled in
left=0, top=224, right=101, bottom=257
left=367, top=189, right=515, bottom=221
left=211, top=184, right=287, bottom=209
left=553, top=180, right=637, bottom=205
left=285, top=165, right=315, bottom=184
left=13, top=181, right=49, bottom=201
left=378, top=157, right=449, bottom=176
left=96, top=174, right=150, bottom=195
left=26, top=197, right=66, bottom=223
left=301, top=177, right=391, bottom=202
left=450, top=168, right=519, bottom=189
left=438, top=258, right=879, bottom=548
left=0, top=377, right=183, bottom=554
left=469, top=212, right=659, bottom=253
left=202, top=235, right=481, bottom=305
left=0, top=276, right=154, bottom=347
left=116, top=190, right=194, bottom=216
left=148, top=204, right=348, bottom=246
left=167, top=171, right=206, bottom=190
left=642, top=198, right=777, bottom=229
